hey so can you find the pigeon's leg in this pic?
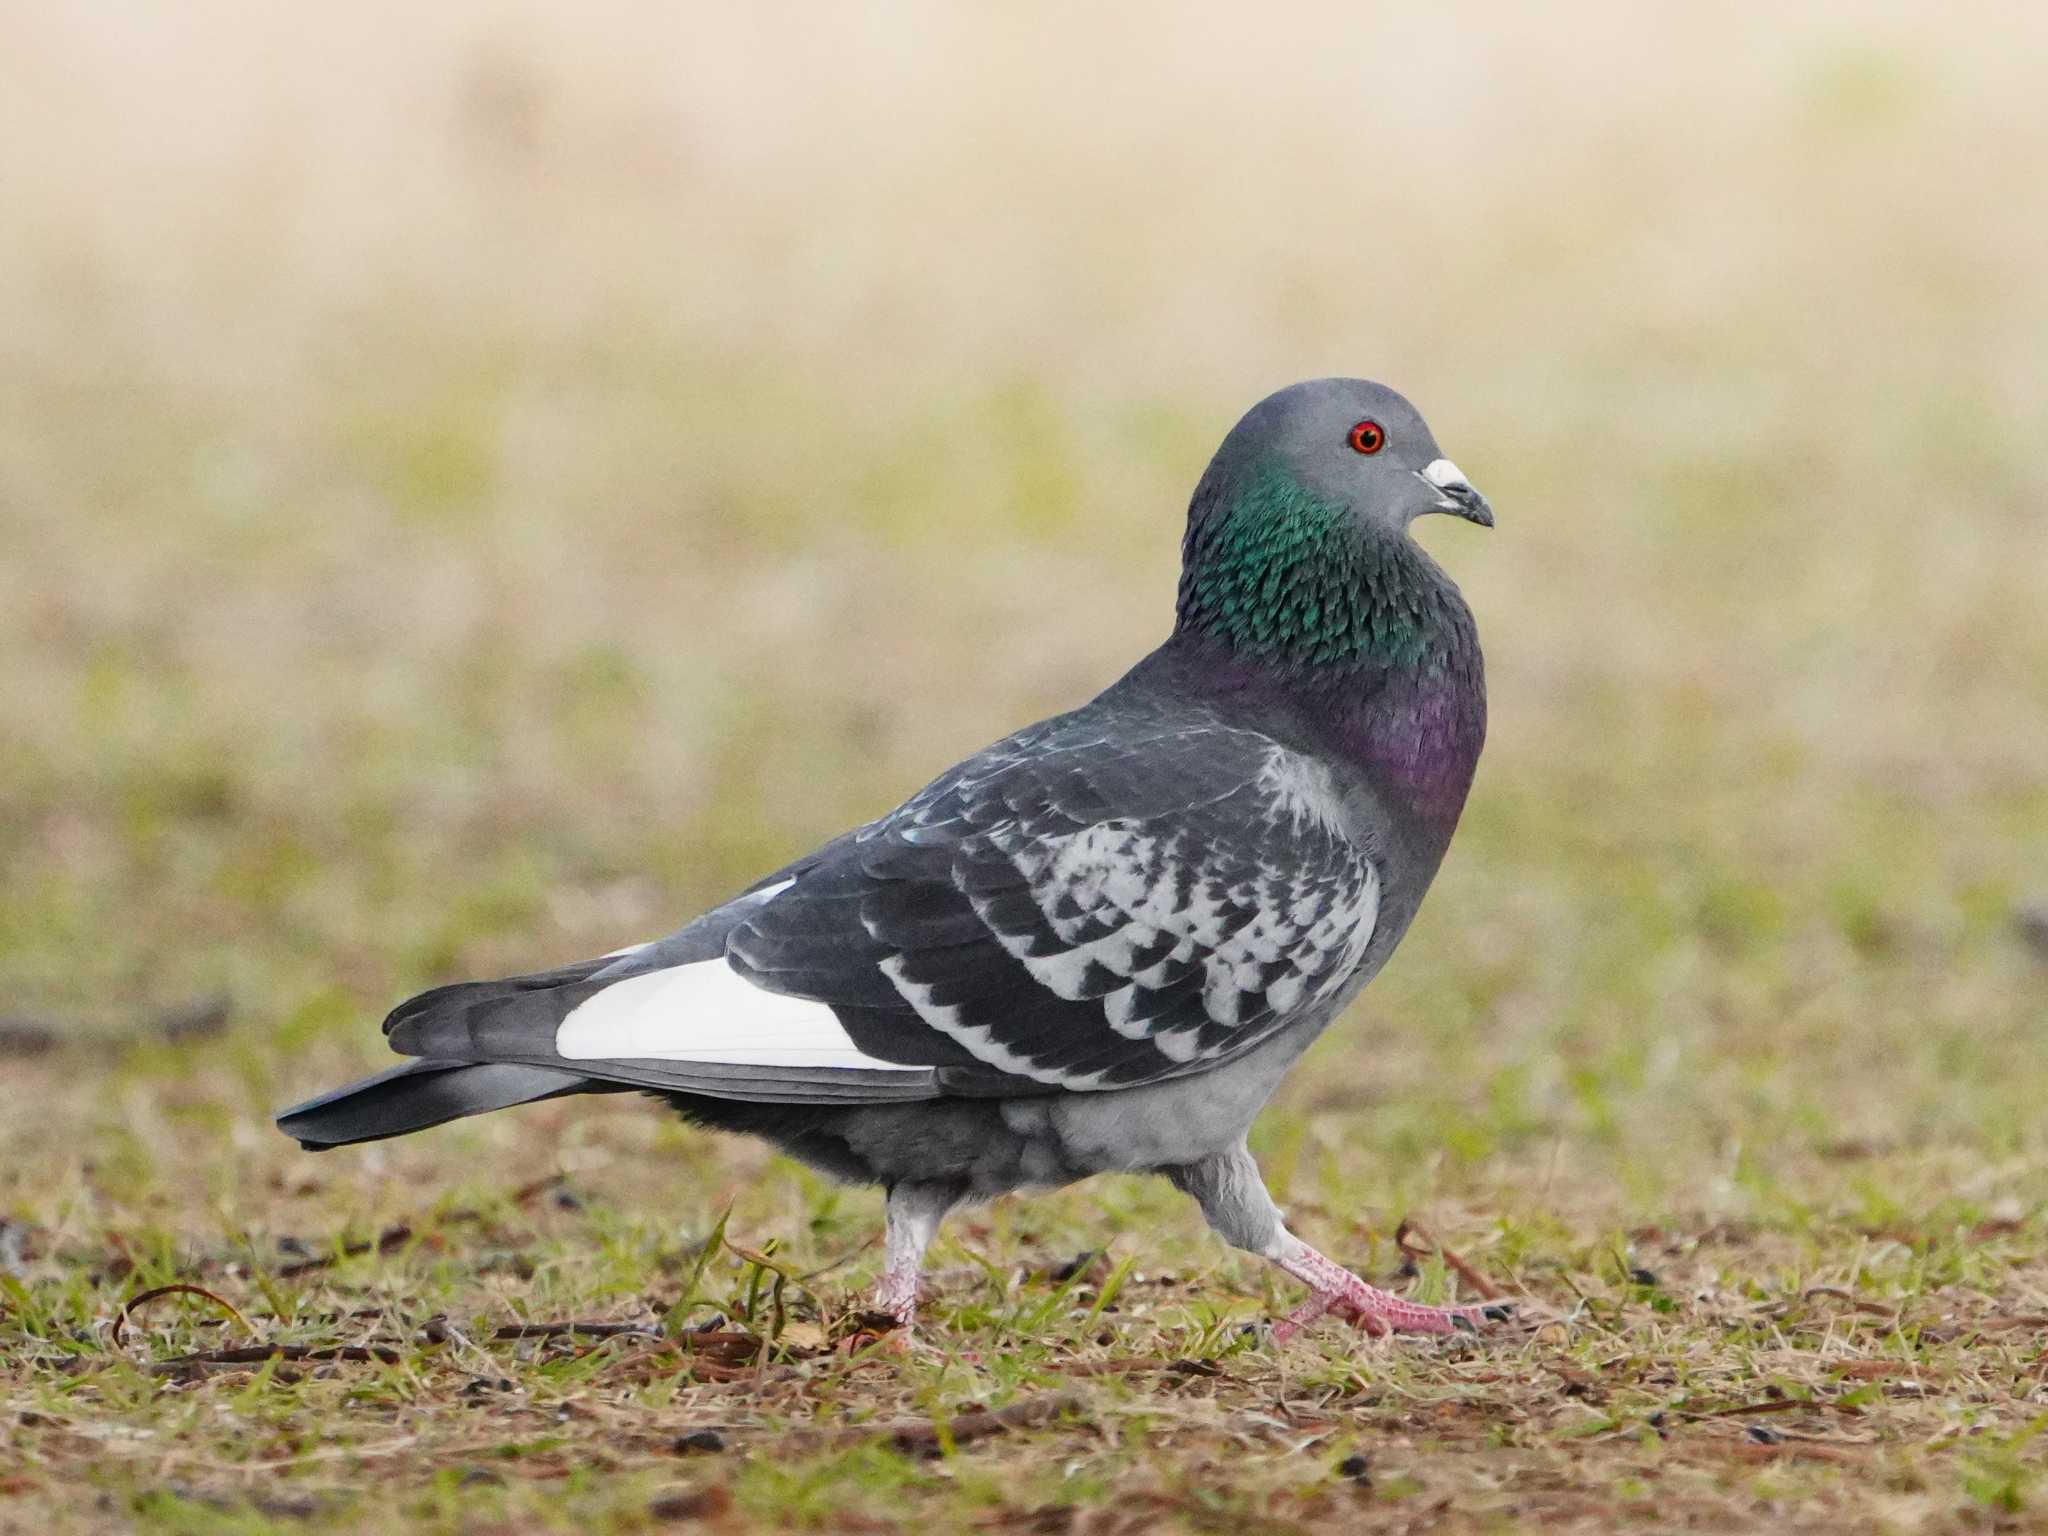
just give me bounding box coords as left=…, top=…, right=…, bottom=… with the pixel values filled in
left=871, top=1181, right=959, bottom=1328
left=1166, top=1142, right=1508, bottom=1343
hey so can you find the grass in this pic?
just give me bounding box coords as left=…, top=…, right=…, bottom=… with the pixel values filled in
left=4, top=3, right=2048, bottom=1531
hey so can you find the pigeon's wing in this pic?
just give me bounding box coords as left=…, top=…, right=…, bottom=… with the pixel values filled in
left=361, top=705, right=1380, bottom=1106
left=725, top=709, right=1383, bottom=1093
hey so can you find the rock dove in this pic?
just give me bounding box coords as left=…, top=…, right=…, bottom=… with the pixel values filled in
left=278, top=378, right=1501, bottom=1341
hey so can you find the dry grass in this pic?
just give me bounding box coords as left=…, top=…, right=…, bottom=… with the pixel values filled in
left=4, top=3, right=2048, bottom=1531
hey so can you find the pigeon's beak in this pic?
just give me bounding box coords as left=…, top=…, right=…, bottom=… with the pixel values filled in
left=1418, top=458, right=1494, bottom=528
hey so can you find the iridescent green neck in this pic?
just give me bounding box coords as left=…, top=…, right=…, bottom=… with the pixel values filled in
left=1174, top=459, right=1436, bottom=671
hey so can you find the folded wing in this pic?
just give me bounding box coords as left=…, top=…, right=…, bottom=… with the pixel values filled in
left=361, top=703, right=1381, bottom=1106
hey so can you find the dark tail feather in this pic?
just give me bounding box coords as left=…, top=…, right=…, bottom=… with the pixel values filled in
left=382, top=962, right=619, bottom=1059
left=277, top=1059, right=602, bottom=1149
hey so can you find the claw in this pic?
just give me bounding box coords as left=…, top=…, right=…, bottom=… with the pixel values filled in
left=1450, top=1313, right=1476, bottom=1334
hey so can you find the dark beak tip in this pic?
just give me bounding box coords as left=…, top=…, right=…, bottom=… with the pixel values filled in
left=1442, top=487, right=1493, bottom=529
left=1416, top=465, right=1493, bottom=529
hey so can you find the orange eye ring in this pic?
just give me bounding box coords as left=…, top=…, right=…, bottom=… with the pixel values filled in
left=1347, top=419, right=1386, bottom=455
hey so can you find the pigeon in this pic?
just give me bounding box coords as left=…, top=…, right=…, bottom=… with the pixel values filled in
left=278, top=378, right=1501, bottom=1342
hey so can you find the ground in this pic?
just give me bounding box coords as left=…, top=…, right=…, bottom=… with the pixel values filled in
left=3, top=4, right=2048, bottom=1532
left=10, top=976, right=2048, bottom=1536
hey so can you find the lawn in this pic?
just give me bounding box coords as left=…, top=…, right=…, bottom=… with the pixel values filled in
left=3, top=5, right=2047, bottom=1532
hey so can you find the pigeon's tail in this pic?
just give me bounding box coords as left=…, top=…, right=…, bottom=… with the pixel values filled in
left=380, top=956, right=622, bottom=1060
left=277, top=1058, right=608, bottom=1149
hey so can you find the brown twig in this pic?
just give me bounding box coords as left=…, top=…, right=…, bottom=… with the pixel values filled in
left=1394, top=1218, right=1506, bottom=1302
left=1799, top=1286, right=1899, bottom=1320
left=112, top=1283, right=254, bottom=1351
left=1683, top=1397, right=1865, bottom=1421
left=148, top=1344, right=402, bottom=1373
left=491, top=1321, right=665, bottom=1342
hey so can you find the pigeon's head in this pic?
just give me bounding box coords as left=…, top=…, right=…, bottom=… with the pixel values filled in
left=1175, top=379, right=1492, bottom=671
left=1199, top=378, right=1492, bottom=536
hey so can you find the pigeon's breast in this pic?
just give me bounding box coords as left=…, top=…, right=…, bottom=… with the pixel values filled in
left=1332, top=631, right=1485, bottom=851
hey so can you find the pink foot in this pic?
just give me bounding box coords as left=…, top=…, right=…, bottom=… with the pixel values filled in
left=1266, top=1232, right=1510, bottom=1344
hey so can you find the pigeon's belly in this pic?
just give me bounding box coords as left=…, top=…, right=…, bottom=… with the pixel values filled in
left=778, top=1012, right=1342, bottom=1199
left=1033, top=1020, right=1323, bottom=1173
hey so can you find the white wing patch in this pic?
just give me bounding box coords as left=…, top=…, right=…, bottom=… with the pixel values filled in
left=555, top=958, right=924, bottom=1071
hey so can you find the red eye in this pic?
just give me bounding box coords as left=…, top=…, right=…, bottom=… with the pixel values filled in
left=1347, top=419, right=1386, bottom=455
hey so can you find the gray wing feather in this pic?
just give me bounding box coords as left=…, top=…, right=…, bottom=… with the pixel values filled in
left=729, top=705, right=1381, bottom=1092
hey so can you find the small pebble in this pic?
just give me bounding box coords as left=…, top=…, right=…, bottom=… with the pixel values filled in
left=673, top=1429, right=727, bottom=1455
left=1336, top=1453, right=1371, bottom=1483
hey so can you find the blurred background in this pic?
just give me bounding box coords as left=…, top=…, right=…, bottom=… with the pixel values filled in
left=2, top=1, right=2045, bottom=1214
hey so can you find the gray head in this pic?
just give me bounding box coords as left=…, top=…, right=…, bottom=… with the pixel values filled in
left=1199, top=378, right=1492, bottom=532
left=1174, top=379, right=1493, bottom=670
